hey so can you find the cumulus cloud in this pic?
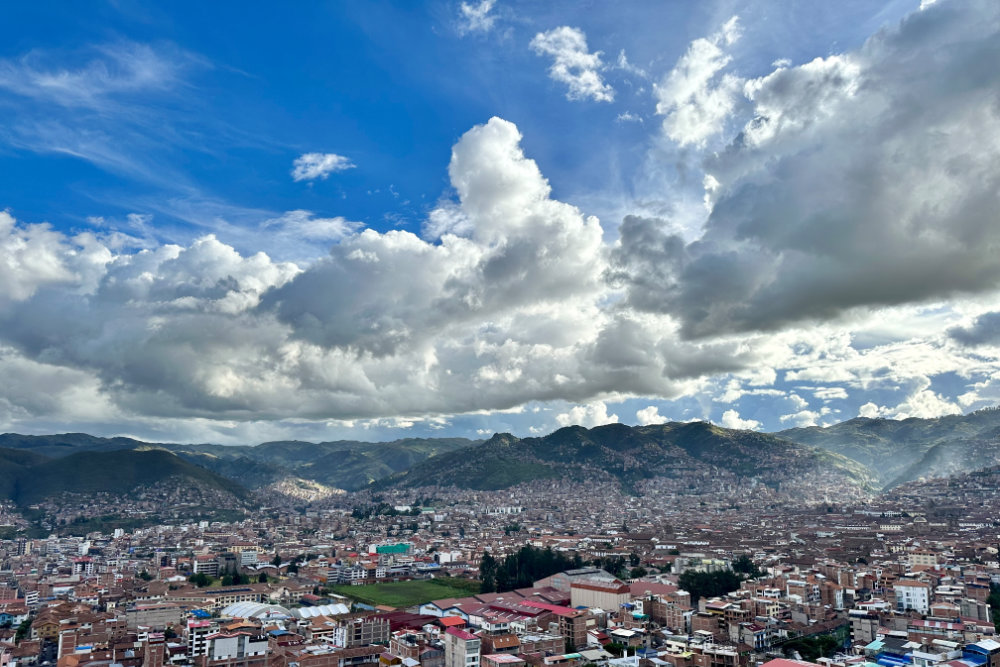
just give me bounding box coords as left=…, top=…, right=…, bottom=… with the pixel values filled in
left=779, top=409, right=820, bottom=427
left=458, top=0, right=497, bottom=34
left=858, top=402, right=883, bottom=418
left=655, top=16, right=743, bottom=147
left=0, top=118, right=752, bottom=431
left=0, top=211, right=85, bottom=303
left=556, top=401, right=619, bottom=428
left=719, top=408, right=760, bottom=430
left=291, top=152, right=355, bottom=181
left=887, top=380, right=962, bottom=420
left=530, top=27, right=615, bottom=102
left=636, top=405, right=668, bottom=425
left=616, top=0, right=1000, bottom=339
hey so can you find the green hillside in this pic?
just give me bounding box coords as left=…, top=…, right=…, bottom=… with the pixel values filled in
left=778, top=407, right=1000, bottom=486
left=176, top=437, right=478, bottom=490
left=390, top=421, right=876, bottom=494
left=0, top=433, right=148, bottom=458
left=12, top=449, right=247, bottom=505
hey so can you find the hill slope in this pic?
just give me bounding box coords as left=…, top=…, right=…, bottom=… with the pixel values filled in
left=389, top=421, right=876, bottom=495
left=11, top=449, right=247, bottom=505
left=0, top=432, right=479, bottom=493
left=174, top=437, right=477, bottom=491
left=778, top=407, right=1000, bottom=486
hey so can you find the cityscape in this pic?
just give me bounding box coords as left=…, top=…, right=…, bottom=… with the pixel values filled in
left=2, top=4, right=1000, bottom=667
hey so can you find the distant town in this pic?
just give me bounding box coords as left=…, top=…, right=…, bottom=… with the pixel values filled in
left=0, top=441, right=998, bottom=667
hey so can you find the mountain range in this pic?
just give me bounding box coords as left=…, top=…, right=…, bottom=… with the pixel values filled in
left=3, top=407, right=1000, bottom=504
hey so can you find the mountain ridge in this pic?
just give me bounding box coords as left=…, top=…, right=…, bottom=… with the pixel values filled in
left=6, top=407, right=1000, bottom=499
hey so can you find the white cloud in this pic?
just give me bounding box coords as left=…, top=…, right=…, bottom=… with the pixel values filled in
left=291, top=152, right=355, bottom=182
left=0, top=41, right=195, bottom=109
left=858, top=402, right=884, bottom=418
left=779, top=409, right=820, bottom=427
left=618, top=0, right=1000, bottom=339
left=263, top=210, right=362, bottom=241
left=556, top=401, right=619, bottom=428
left=636, top=405, right=668, bottom=426
left=615, top=50, right=648, bottom=79
left=616, top=111, right=643, bottom=123
left=654, top=16, right=743, bottom=147
left=530, top=27, right=615, bottom=102
left=458, top=0, right=498, bottom=34
left=813, top=386, right=848, bottom=401
left=719, top=408, right=760, bottom=431
left=886, top=379, right=962, bottom=420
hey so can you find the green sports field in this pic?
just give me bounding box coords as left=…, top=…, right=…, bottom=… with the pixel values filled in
left=330, top=578, right=481, bottom=608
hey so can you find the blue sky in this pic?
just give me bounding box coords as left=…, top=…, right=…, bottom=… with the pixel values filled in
left=1, top=0, right=999, bottom=444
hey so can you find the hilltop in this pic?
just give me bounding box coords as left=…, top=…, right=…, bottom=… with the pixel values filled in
left=7, top=407, right=1000, bottom=502
left=777, top=407, right=1000, bottom=487
left=389, top=421, right=876, bottom=495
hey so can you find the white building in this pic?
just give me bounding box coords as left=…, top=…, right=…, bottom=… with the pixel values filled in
left=895, top=580, right=931, bottom=614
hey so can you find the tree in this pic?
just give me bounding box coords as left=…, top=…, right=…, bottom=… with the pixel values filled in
left=272, top=553, right=282, bottom=567
left=188, top=572, right=213, bottom=588
left=15, top=618, right=31, bottom=642
left=629, top=552, right=641, bottom=567
left=677, top=569, right=741, bottom=605
left=621, top=520, right=629, bottom=533
left=630, top=566, right=648, bottom=579
left=482, top=545, right=583, bottom=593
left=138, top=570, right=154, bottom=581
left=731, top=555, right=761, bottom=578
left=480, top=553, right=498, bottom=593
left=605, top=643, right=625, bottom=657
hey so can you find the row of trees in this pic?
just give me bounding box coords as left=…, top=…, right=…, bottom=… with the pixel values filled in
left=188, top=569, right=269, bottom=588
left=675, top=569, right=742, bottom=605
left=480, top=546, right=584, bottom=593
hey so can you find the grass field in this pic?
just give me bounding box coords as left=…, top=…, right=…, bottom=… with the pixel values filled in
left=330, top=578, right=481, bottom=608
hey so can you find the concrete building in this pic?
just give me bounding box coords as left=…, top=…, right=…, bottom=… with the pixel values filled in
left=570, top=581, right=631, bottom=611
left=444, top=628, right=481, bottom=667
left=895, top=580, right=931, bottom=614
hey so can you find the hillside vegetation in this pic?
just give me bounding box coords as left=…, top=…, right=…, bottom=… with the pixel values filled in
left=390, top=421, right=876, bottom=493
left=0, top=447, right=246, bottom=505
left=778, top=407, right=1000, bottom=487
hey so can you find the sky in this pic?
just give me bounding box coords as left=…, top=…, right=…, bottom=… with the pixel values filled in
left=1, top=0, right=999, bottom=444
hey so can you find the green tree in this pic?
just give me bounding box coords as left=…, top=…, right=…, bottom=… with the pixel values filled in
left=258, top=572, right=269, bottom=584
left=988, top=584, right=1000, bottom=631
left=677, top=569, right=741, bottom=605
left=731, top=555, right=761, bottom=578
left=485, top=545, right=583, bottom=593
left=188, top=572, right=213, bottom=588
left=480, top=553, right=498, bottom=593
left=272, top=553, right=282, bottom=567
left=605, top=643, right=625, bottom=657
left=630, top=566, right=648, bottom=579
left=15, top=618, right=31, bottom=642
